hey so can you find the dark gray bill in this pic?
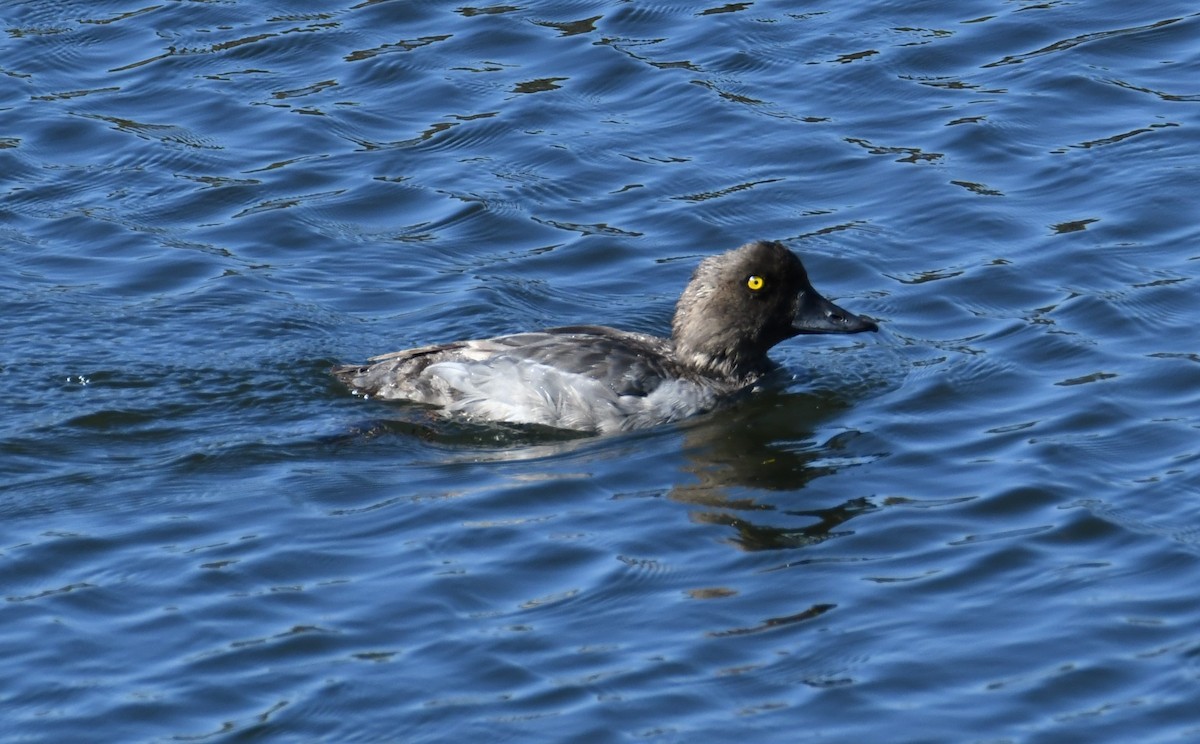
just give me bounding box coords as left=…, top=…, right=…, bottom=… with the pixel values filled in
left=792, top=289, right=879, bottom=334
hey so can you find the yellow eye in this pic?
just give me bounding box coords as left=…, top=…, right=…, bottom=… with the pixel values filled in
left=747, top=275, right=764, bottom=291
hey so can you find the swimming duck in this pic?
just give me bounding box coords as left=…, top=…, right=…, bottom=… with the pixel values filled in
left=332, top=240, right=878, bottom=433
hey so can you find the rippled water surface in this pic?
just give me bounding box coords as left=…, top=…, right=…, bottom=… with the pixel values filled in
left=4, top=1, right=1200, bottom=741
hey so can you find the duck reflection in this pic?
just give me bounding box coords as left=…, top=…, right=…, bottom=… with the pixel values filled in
left=668, top=385, right=882, bottom=551
left=333, top=381, right=884, bottom=554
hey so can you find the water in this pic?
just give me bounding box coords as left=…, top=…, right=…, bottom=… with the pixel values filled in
left=3, top=0, right=1199, bottom=741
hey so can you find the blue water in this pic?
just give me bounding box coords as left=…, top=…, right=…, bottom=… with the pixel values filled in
left=3, top=1, right=1200, bottom=741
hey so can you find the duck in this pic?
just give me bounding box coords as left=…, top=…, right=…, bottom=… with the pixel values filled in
left=332, top=240, right=878, bottom=434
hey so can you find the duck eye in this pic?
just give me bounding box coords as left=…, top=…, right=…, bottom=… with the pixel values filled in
left=747, top=275, right=765, bottom=291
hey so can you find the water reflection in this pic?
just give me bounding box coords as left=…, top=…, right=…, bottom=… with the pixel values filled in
left=692, top=496, right=879, bottom=552
left=332, top=381, right=888, bottom=553
left=336, top=410, right=592, bottom=449
left=336, top=382, right=873, bottom=458
left=669, top=388, right=884, bottom=551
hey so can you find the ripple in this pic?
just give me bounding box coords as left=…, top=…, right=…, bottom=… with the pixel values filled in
left=77, top=112, right=225, bottom=150
left=844, top=136, right=944, bottom=165
left=982, top=15, right=1187, bottom=69
left=708, top=602, right=836, bottom=637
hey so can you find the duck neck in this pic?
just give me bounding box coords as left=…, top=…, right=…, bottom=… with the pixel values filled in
left=671, top=325, right=765, bottom=383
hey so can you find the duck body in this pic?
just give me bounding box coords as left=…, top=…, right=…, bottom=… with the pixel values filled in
left=337, top=326, right=735, bottom=433
left=333, top=241, right=878, bottom=434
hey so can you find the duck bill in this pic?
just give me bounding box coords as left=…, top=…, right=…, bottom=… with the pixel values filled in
left=792, top=289, right=879, bottom=335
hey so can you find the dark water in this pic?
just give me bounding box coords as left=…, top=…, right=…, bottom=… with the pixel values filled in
left=4, top=0, right=1200, bottom=741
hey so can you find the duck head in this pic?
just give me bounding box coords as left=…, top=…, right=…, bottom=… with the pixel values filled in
left=672, top=240, right=878, bottom=379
